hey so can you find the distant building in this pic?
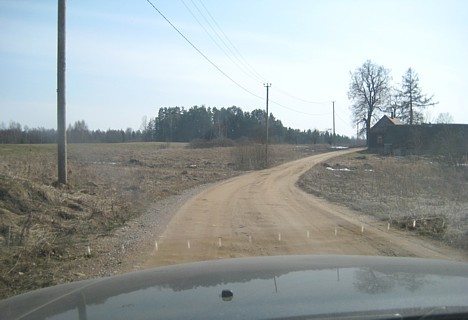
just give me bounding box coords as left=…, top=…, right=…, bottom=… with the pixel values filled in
left=368, top=115, right=402, bottom=149
left=369, top=115, right=468, bottom=157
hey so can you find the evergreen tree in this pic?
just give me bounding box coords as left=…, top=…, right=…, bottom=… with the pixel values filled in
left=397, top=68, right=437, bottom=124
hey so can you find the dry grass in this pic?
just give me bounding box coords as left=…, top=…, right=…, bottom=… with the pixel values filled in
left=298, top=151, right=468, bottom=249
left=0, top=142, right=328, bottom=299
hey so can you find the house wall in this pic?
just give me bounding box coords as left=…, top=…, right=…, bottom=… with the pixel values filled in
left=368, top=116, right=396, bottom=149
left=370, top=124, right=468, bottom=157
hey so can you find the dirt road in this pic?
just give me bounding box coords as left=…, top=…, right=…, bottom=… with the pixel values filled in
left=144, top=149, right=467, bottom=268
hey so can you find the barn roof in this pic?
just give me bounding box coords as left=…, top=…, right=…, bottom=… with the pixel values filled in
left=371, top=115, right=402, bottom=132
left=386, top=116, right=402, bottom=125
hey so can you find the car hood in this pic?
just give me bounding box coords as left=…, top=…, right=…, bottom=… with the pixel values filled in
left=1, top=255, right=468, bottom=319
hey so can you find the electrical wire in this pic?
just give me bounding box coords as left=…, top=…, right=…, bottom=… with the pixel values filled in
left=196, top=0, right=265, bottom=83
left=145, top=0, right=263, bottom=100
left=189, top=0, right=331, bottom=106
left=335, top=111, right=350, bottom=125
left=180, top=0, right=263, bottom=84
left=270, top=99, right=331, bottom=116
left=273, top=86, right=330, bottom=105
left=145, top=0, right=337, bottom=118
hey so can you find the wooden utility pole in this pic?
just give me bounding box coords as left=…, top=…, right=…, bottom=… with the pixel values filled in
left=332, top=101, right=335, bottom=146
left=264, top=83, right=271, bottom=167
left=356, top=120, right=359, bottom=141
left=57, top=0, right=67, bottom=184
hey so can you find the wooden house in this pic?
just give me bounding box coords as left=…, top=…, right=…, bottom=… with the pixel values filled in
left=369, top=116, right=468, bottom=157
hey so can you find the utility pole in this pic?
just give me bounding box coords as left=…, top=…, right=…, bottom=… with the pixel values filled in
left=409, top=88, right=413, bottom=125
left=57, top=0, right=67, bottom=185
left=264, top=83, right=271, bottom=168
left=356, top=120, right=359, bottom=142
left=332, top=101, right=335, bottom=146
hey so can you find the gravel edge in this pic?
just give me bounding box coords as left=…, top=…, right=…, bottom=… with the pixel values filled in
left=76, top=183, right=214, bottom=279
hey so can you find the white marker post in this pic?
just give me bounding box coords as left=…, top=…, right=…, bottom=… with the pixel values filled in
left=218, top=237, right=222, bottom=248
left=278, top=233, right=281, bottom=241
left=7, top=226, right=11, bottom=247
left=187, top=240, right=191, bottom=249
left=361, top=225, right=364, bottom=233
left=155, top=240, right=158, bottom=252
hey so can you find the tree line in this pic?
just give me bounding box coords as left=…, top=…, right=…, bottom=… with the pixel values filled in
left=143, top=105, right=351, bottom=145
left=1, top=106, right=353, bottom=145
left=0, top=121, right=144, bottom=144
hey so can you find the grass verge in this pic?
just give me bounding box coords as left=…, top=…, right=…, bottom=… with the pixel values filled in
left=298, top=150, right=468, bottom=249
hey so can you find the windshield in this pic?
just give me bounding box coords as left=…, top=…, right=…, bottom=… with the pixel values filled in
left=0, top=0, right=467, bottom=313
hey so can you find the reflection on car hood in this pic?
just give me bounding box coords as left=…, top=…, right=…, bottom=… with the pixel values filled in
left=1, top=255, right=468, bottom=319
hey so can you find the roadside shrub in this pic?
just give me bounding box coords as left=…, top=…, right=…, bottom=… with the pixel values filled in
left=232, top=144, right=266, bottom=170
left=189, top=138, right=235, bottom=149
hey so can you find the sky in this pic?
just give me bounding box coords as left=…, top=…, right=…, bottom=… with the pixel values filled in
left=1, top=0, right=467, bottom=138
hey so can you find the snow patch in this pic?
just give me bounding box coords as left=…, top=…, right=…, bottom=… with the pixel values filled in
left=326, top=167, right=351, bottom=172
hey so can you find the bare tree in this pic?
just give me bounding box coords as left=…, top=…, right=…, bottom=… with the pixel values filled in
left=387, top=86, right=404, bottom=119
left=348, top=60, right=391, bottom=145
left=397, top=68, right=437, bottom=124
left=435, top=112, right=454, bottom=124
left=67, top=120, right=90, bottom=143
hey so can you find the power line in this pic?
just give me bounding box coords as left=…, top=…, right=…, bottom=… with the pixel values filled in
left=335, top=107, right=351, bottom=126
left=270, top=99, right=331, bottom=116
left=145, top=0, right=263, bottom=100
left=189, top=0, right=331, bottom=106
left=274, top=86, right=330, bottom=105
left=180, top=0, right=262, bottom=83
left=197, top=0, right=265, bottom=83
left=145, top=0, right=335, bottom=118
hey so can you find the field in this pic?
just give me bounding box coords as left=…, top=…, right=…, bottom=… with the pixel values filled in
left=298, top=151, right=468, bottom=249
left=1, top=144, right=467, bottom=300
left=0, top=142, right=325, bottom=299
